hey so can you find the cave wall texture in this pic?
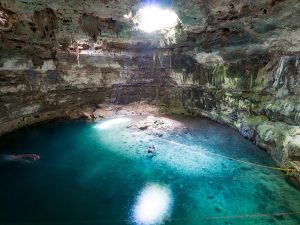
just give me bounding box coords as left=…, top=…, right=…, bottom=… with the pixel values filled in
left=0, top=0, right=299, bottom=179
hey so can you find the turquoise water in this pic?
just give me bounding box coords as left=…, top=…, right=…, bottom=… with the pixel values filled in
left=0, top=116, right=299, bottom=225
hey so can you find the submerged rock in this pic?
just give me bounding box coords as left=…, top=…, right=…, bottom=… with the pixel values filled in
left=133, top=116, right=184, bottom=135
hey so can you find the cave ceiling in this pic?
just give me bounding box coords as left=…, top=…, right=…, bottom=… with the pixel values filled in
left=0, top=0, right=299, bottom=61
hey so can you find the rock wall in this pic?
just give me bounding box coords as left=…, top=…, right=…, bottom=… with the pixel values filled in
left=0, top=48, right=299, bottom=176
left=0, top=50, right=173, bottom=134
left=163, top=51, right=300, bottom=183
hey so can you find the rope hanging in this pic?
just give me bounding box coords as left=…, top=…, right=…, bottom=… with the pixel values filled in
left=156, top=137, right=297, bottom=174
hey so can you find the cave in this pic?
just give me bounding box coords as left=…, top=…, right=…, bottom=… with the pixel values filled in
left=0, top=0, right=299, bottom=224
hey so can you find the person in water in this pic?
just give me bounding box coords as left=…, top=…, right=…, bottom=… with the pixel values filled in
left=147, top=145, right=156, bottom=154
left=16, top=154, right=40, bottom=161
left=0, top=154, right=40, bottom=164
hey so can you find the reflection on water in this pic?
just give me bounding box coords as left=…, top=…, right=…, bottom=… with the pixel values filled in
left=132, top=183, right=173, bottom=225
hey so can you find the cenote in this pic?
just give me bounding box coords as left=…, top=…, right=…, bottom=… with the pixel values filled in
left=0, top=116, right=299, bottom=225
left=1, top=1, right=300, bottom=224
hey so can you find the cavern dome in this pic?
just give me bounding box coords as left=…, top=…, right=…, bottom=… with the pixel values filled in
left=0, top=0, right=300, bottom=224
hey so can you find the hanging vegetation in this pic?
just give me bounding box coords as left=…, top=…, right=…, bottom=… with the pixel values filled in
left=33, top=8, right=57, bottom=40
left=0, top=5, right=14, bottom=31
left=79, top=13, right=102, bottom=42
left=70, top=34, right=80, bottom=65
left=79, top=13, right=121, bottom=42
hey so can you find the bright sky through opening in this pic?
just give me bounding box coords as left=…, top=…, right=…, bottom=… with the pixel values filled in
left=137, top=6, right=178, bottom=33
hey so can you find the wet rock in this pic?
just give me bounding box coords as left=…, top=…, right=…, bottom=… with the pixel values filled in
left=207, top=195, right=214, bottom=200
left=214, top=206, right=222, bottom=213
left=97, top=104, right=105, bottom=108
left=156, top=133, right=163, bottom=138
left=92, top=109, right=104, bottom=120
left=138, top=125, right=149, bottom=130
left=134, top=116, right=184, bottom=134
left=285, top=175, right=300, bottom=190
left=81, top=112, right=93, bottom=120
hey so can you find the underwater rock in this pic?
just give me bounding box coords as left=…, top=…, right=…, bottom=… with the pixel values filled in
left=134, top=116, right=183, bottom=134
left=214, top=206, right=222, bottom=213
left=285, top=175, right=300, bottom=190
left=138, top=125, right=149, bottom=130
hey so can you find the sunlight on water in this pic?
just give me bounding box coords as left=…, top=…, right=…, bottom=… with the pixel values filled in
left=94, top=117, right=131, bottom=129
left=94, top=117, right=225, bottom=175
left=133, top=183, right=173, bottom=225
left=0, top=116, right=299, bottom=225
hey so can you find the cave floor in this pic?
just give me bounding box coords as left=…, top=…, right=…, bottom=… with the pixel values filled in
left=0, top=116, right=299, bottom=225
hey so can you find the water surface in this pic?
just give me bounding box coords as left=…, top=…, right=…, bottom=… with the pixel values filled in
left=0, top=116, right=299, bottom=225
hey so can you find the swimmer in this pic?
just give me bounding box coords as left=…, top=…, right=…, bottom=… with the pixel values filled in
left=147, top=145, right=156, bottom=154
left=0, top=154, right=40, bottom=164
left=15, top=154, right=40, bottom=161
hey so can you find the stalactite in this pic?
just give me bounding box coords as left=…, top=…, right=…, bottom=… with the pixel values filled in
left=79, top=14, right=118, bottom=42
left=33, top=8, right=57, bottom=40
left=79, top=13, right=102, bottom=42
left=168, top=50, right=172, bottom=72
left=273, top=56, right=290, bottom=88
left=0, top=32, right=3, bottom=42
left=158, top=52, right=163, bottom=67
left=153, top=52, right=156, bottom=68
left=71, top=34, right=80, bottom=65
left=0, top=10, right=12, bottom=31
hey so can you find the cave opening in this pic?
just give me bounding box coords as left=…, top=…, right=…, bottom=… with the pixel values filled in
left=135, top=6, right=179, bottom=33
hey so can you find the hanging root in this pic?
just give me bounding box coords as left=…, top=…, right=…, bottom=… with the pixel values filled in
left=33, top=8, right=57, bottom=40
left=59, top=36, right=71, bottom=52
left=70, top=34, right=80, bottom=65
left=0, top=6, right=13, bottom=31
left=79, top=13, right=102, bottom=42
left=79, top=13, right=119, bottom=41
